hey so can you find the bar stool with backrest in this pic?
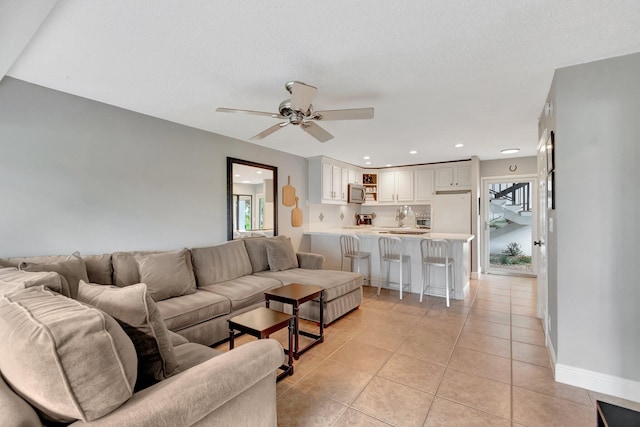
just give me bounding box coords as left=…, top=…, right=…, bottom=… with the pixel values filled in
left=377, top=236, right=411, bottom=300
left=420, top=238, right=454, bottom=307
left=339, top=235, right=371, bottom=283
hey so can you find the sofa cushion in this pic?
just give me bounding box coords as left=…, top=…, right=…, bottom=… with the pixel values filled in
left=200, top=275, right=282, bottom=310
left=0, top=287, right=137, bottom=423
left=0, top=267, right=70, bottom=297
left=172, top=343, right=221, bottom=374
left=256, top=269, right=362, bottom=302
left=0, top=254, right=113, bottom=285
left=155, top=289, right=231, bottom=331
left=191, top=240, right=252, bottom=286
left=265, top=237, right=299, bottom=272
left=77, top=281, right=178, bottom=390
left=134, top=249, right=197, bottom=301
left=112, top=249, right=196, bottom=289
left=20, top=255, right=89, bottom=299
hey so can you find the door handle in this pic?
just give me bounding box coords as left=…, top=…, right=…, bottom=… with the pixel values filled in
left=533, top=240, right=544, bottom=246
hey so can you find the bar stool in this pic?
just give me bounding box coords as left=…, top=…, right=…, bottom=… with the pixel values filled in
left=339, top=235, right=371, bottom=283
left=377, top=236, right=411, bottom=300
left=420, top=239, right=454, bottom=307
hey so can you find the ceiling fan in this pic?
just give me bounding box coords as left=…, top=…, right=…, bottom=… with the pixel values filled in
left=216, top=81, right=374, bottom=143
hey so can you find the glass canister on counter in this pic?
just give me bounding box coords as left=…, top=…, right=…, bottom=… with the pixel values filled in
left=395, top=205, right=416, bottom=228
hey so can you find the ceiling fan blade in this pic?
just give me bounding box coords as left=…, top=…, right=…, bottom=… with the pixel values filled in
left=313, top=108, right=374, bottom=121
left=216, top=107, right=283, bottom=119
left=290, top=82, right=317, bottom=113
left=250, top=122, right=288, bottom=140
left=301, top=122, right=333, bottom=143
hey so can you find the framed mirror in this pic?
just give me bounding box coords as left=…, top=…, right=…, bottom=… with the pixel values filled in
left=227, top=157, right=278, bottom=240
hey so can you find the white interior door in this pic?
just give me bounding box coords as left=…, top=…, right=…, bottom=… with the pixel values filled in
left=536, top=131, right=549, bottom=338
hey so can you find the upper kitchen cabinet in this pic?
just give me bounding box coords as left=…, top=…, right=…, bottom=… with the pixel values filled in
left=434, top=164, right=472, bottom=191
left=377, top=170, right=414, bottom=203
left=414, top=169, right=435, bottom=202
left=308, top=156, right=362, bottom=204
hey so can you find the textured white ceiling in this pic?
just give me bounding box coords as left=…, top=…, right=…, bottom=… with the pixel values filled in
left=8, top=0, right=640, bottom=167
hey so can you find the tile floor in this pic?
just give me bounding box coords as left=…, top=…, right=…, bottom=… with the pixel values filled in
left=216, top=275, right=640, bottom=426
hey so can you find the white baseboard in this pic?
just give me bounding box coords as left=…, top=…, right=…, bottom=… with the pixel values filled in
left=546, top=332, right=556, bottom=376
left=471, top=271, right=479, bottom=279
left=555, top=363, right=640, bottom=403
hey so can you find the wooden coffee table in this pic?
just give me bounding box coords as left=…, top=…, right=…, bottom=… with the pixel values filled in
left=228, top=307, right=294, bottom=381
left=264, top=283, right=324, bottom=360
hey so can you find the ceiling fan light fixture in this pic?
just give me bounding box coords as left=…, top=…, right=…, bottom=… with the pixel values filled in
left=501, top=148, right=520, bottom=154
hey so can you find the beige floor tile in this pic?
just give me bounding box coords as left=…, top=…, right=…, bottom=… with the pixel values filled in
left=426, top=303, right=471, bottom=318
left=396, top=335, right=455, bottom=366
left=456, top=330, right=511, bottom=359
left=309, top=334, right=349, bottom=358
left=474, top=293, right=511, bottom=304
left=377, top=353, right=445, bottom=394
left=463, top=317, right=511, bottom=340
left=511, top=325, right=545, bottom=346
left=472, top=299, right=511, bottom=314
left=352, top=327, right=405, bottom=352
left=411, top=318, right=462, bottom=344
left=294, top=359, right=373, bottom=404
left=424, top=397, right=511, bottom=427
left=510, top=304, right=537, bottom=317
left=277, top=383, right=348, bottom=426
left=512, top=360, right=591, bottom=406
left=280, top=352, right=326, bottom=386
left=448, top=347, right=511, bottom=384
left=423, top=307, right=467, bottom=326
left=352, top=376, right=434, bottom=427
left=512, top=341, right=550, bottom=368
left=333, top=408, right=392, bottom=426
left=511, top=314, right=542, bottom=331
left=329, top=340, right=393, bottom=374
left=477, top=287, right=511, bottom=297
left=510, top=289, right=535, bottom=300
left=436, top=368, right=511, bottom=419
left=510, top=296, right=536, bottom=308
left=512, top=386, right=594, bottom=427
left=468, top=307, right=511, bottom=326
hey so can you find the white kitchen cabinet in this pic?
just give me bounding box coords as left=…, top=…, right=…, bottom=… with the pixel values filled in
left=414, top=169, right=435, bottom=202
left=340, top=167, right=360, bottom=201
left=434, top=164, right=472, bottom=190
left=378, top=170, right=414, bottom=203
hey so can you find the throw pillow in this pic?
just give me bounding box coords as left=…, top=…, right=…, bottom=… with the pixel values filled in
left=0, top=286, right=137, bottom=423
left=134, top=249, right=196, bottom=301
left=20, top=254, right=89, bottom=299
left=77, top=281, right=178, bottom=390
left=265, top=236, right=299, bottom=272
left=0, top=267, right=70, bottom=298
left=243, top=236, right=269, bottom=273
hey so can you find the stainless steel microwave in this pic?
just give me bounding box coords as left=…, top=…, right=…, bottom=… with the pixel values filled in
left=348, top=184, right=365, bottom=204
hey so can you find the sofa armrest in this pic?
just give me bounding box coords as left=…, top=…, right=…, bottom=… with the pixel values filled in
left=73, top=339, right=283, bottom=427
left=296, top=252, right=325, bottom=270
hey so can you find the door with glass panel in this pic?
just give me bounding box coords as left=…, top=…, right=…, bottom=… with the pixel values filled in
left=483, top=177, right=537, bottom=276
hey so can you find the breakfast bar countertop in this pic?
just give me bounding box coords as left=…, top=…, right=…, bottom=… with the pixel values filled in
left=304, top=227, right=474, bottom=242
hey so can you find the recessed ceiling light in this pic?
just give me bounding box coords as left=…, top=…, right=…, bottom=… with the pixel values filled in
left=363, top=156, right=370, bottom=160
left=454, top=143, right=464, bottom=148
left=256, top=171, right=262, bottom=174
left=501, top=148, right=520, bottom=154
left=234, top=174, right=240, bottom=177
left=385, top=164, right=392, bottom=167
left=365, top=161, right=372, bottom=165
left=241, top=180, right=251, bottom=183
left=409, top=150, right=418, bottom=154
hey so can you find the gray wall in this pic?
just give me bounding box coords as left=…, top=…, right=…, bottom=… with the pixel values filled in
left=552, top=52, right=640, bottom=382
left=480, top=156, right=537, bottom=177
left=0, top=77, right=310, bottom=257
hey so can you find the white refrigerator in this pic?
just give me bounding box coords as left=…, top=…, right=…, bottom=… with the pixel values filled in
left=431, top=192, right=472, bottom=234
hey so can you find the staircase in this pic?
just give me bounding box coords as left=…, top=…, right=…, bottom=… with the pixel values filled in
left=489, top=183, right=532, bottom=228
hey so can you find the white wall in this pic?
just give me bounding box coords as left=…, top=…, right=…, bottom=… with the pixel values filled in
left=550, top=52, right=640, bottom=399
left=480, top=157, right=537, bottom=177
left=0, top=77, right=310, bottom=256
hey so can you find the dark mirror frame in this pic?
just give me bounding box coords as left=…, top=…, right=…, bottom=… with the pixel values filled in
left=227, top=157, right=278, bottom=241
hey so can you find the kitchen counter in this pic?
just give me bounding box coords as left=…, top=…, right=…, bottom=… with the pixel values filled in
left=305, top=229, right=474, bottom=301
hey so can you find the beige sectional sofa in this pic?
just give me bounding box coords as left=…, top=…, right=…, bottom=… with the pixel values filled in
left=0, top=235, right=363, bottom=426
